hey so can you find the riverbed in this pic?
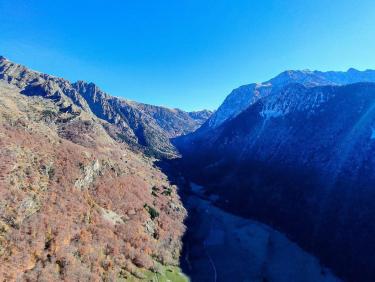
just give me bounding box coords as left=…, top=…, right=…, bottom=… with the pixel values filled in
left=181, top=183, right=341, bottom=282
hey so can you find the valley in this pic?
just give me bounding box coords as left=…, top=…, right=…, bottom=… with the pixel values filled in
left=1, top=56, right=375, bottom=282
left=175, top=69, right=375, bottom=282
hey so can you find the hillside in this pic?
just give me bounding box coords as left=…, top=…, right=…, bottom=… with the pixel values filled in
left=175, top=80, right=375, bottom=282
left=0, top=71, right=188, bottom=280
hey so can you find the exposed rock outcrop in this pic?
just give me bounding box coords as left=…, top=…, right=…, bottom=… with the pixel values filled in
left=0, top=56, right=212, bottom=158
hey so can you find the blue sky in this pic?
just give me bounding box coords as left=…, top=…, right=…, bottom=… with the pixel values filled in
left=1, top=0, right=375, bottom=111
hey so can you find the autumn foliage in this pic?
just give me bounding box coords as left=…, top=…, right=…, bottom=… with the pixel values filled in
left=0, top=83, right=186, bottom=281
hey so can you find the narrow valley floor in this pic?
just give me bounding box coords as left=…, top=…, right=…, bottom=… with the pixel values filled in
left=180, top=184, right=341, bottom=282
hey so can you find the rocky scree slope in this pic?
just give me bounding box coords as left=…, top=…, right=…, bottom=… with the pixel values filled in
left=176, top=81, right=375, bottom=282
left=0, top=56, right=211, bottom=158
left=0, top=60, right=187, bottom=280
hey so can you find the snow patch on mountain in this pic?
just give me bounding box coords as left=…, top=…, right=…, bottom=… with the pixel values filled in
left=260, top=84, right=335, bottom=119
left=207, top=68, right=375, bottom=129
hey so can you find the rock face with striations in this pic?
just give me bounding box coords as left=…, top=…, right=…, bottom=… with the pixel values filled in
left=175, top=70, right=375, bottom=282
left=0, top=57, right=189, bottom=281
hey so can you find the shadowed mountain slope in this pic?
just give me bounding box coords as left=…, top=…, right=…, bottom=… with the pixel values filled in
left=175, top=81, right=375, bottom=282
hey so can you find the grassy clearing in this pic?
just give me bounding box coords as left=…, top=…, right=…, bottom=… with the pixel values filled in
left=124, top=264, right=189, bottom=282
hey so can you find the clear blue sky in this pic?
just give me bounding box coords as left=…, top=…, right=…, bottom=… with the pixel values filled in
left=1, top=0, right=375, bottom=111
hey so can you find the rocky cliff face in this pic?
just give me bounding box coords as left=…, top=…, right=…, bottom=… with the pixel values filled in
left=0, top=59, right=189, bottom=280
left=175, top=81, right=375, bottom=282
left=0, top=57, right=211, bottom=158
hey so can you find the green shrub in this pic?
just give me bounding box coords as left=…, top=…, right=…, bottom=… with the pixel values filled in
left=144, top=204, right=159, bottom=220
left=162, top=187, right=172, bottom=196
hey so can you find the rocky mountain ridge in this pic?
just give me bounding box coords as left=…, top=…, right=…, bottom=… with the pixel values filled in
left=0, top=56, right=212, bottom=157
left=206, top=68, right=375, bottom=129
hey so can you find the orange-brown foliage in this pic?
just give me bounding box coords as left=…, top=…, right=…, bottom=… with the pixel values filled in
left=0, top=87, right=186, bottom=281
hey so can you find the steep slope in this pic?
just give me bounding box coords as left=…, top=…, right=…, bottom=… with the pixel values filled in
left=205, top=68, right=375, bottom=129
left=0, top=56, right=211, bottom=157
left=176, top=82, right=375, bottom=282
left=72, top=80, right=211, bottom=138
left=0, top=71, right=187, bottom=279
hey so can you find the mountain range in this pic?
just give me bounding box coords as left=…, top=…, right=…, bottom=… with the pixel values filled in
left=0, top=56, right=211, bottom=158
left=205, top=68, right=375, bottom=129
left=175, top=67, right=375, bottom=282
left=0, top=56, right=211, bottom=280
left=2, top=55, right=375, bottom=281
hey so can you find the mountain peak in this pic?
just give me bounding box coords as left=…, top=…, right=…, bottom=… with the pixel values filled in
left=347, top=67, right=359, bottom=72
left=268, top=69, right=323, bottom=85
